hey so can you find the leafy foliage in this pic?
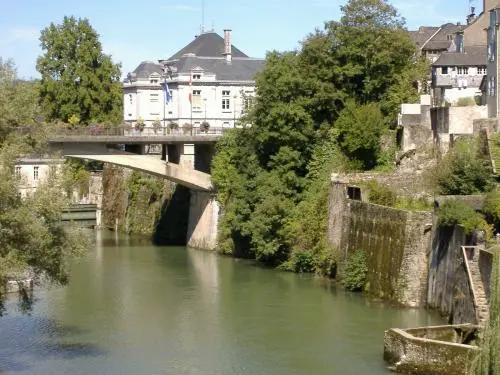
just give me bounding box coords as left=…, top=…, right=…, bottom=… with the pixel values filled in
left=212, top=0, right=424, bottom=270
left=434, top=138, right=494, bottom=195
left=36, top=16, right=122, bottom=124
left=341, top=250, right=368, bottom=291
left=0, top=58, right=42, bottom=141
left=0, top=139, right=89, bottom=313
left=436, top=200, right=490, bottom=236
left=365, top=180, right=397, bottom=207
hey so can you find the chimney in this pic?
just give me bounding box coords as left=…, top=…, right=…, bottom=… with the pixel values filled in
left=455, top=31, right=464, bottom=53
left=224, top=29, right=232, bottom=64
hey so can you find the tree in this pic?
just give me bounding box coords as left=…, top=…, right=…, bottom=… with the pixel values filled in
left=212, top=0, right=424, bottom=268
left=0, top=139, right=89, bottom=315
left=0, top=58, right=42, bottom=141
left=36, top=16, right=122, bottom=124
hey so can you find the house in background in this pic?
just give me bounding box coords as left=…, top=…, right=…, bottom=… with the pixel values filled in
left=431, top=41, right=486, bottom=106
left=123, top=30, right=264, bottom=130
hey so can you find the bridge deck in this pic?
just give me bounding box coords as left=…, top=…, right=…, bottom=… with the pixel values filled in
left=46, top=126, right=228, bottom=144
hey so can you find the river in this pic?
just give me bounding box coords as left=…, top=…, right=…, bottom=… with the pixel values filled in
left=0, top=231, right=443, bottom=375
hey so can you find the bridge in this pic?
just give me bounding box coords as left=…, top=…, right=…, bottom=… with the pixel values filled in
left=43, top=124, right=227, bottom=250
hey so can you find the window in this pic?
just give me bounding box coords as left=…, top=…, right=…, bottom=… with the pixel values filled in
left=192, top=90, right=202, bottom=110
left=457, top=67, right=469, bottom=75
left=192, top=74, right=202, bottom=80
left=478, top=66, right=487, bottom=75
left=222, top=121, right=230, bottom=127
left=15, top=166, right=21, bottom=176
left=442, top=67, right=448, bottom=74
left=150, top=79, right=158, bottom=84
left=490, top=76, right=496, bottom=96
left=222, top=90, right=231, bottom=110
left=33, top=166, right=39, bottom=180
left=244, top=96, right=254, bottom=112
left=150, top=93, right=159, bottom=103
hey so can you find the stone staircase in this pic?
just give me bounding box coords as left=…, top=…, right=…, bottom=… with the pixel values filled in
left=467, top=253, right=490, bottom=326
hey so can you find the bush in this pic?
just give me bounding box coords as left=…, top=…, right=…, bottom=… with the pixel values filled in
left=342, top=250, right=368, bottom=291
left=483, top=190, right=500, bottom=232
left=336, top=101, right=387, bottom=170
left=437, top=200, right=491, bottom=236
left=182, top=123, right=192, bottom=135
left=152, top=118, right=161, bottom=133
left=365, top=180, right=397, bottom=207
left=434, top=138, right=494, bottom=195
left=135, top=117, right=145, bottom=132
left=455, top=97, right=477, bottom=107
left=201, top=121, right=210, bottom=133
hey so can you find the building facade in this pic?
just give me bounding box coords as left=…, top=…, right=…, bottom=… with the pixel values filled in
left=432, top=44, right=487, bottom=106
left=487, top=6, right=500, bottom=117
left=123, top=30, right=264, bottom=129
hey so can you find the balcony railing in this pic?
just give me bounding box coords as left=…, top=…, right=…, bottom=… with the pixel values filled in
left=20, top=125, right=232, bottom=138
left=433, top=74, right=484, bottom=88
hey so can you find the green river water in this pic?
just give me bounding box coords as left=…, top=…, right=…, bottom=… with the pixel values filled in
left=0, top=230, right=443, bottom=375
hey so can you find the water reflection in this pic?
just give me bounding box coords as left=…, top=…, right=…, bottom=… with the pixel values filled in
left=0, top=231, right=444, bottom=375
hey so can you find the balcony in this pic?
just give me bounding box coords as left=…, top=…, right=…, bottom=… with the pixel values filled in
left=433, top=74, right=484, bottom=88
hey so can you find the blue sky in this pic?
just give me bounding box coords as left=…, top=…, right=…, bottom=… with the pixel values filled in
left=0, top=0, right=479, bottom=79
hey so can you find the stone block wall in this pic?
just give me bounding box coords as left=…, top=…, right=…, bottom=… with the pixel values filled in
left=427, top=226, right=465, bottom=319
left=478, top=249, right=493, bottom=302
left=328, top=181, right=433, bottom=307
left=384, top=325, right=479, bottom=375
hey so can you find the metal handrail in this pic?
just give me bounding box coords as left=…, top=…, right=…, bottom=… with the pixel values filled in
left=14, top=125, right=231, bottom=138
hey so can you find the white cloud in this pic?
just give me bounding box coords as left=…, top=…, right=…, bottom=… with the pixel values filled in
left=161, top=4, right=200, bottom=12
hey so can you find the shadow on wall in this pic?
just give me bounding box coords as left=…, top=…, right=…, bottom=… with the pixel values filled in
left=153, top=185, right=191, bottom=246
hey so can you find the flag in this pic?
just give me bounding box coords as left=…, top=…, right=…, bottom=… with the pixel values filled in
left=161, top=82, right=172, bottom=103
left=188, top=72, right=192, bottom=103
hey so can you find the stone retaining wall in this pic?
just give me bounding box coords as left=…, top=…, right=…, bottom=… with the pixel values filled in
left=384, top=324, right=480, bottom=375
left=328, top=180, right=432, bottom=306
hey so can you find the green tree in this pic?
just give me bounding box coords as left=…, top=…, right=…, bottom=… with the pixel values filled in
left=434, top=138, right=494, bottom=195
left=336, top=101, right=387, bottom=169
left=0, top=139, right=89, bottom=314
left=212, top=0, right=424, bottom=269
left=36, top=16, right=122, bottom=124
left=0, top=58, right=42, bottom=141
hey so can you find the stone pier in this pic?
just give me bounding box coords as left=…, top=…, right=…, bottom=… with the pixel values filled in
left=186, top=190, right=219, bottom=250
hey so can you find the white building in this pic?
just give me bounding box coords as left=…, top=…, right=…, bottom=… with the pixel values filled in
left=432, top=42, right=487, bottom=106
left=14, top=158, right=62, bottom=197
left=123, top=30, right=264, bottom=129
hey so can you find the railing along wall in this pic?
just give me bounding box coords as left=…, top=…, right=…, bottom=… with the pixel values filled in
left=461, top=246, right=480, bottom=324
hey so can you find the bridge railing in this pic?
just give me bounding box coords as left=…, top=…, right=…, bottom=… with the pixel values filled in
left=37, top=124, right=231, bottom=138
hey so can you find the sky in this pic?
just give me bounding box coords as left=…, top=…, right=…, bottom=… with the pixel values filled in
left=0, top=0, right=480, bottom=79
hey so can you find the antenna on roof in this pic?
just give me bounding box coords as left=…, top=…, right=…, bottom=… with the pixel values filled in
left=201, top=0, right=205, bottom=33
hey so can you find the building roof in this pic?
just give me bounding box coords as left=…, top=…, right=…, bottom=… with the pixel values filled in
left=432, top=45, right=487, bottom=66
left=168, top=32, right=248, bottom=60
left=409, top=26, right=439, bottom=48
left=170, top=55, right=264, bottom=81
left=131, top=61, right=163, bottom=79
left=423, top=40, right=453, bottom=51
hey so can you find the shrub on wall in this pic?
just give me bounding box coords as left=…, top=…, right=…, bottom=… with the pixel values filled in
left=436, top=200, right=491, bottom=236
left=433, top=138, right=494, bottom=195
left=342, top=250, right=368, bottom=292
left=455, top=97, right=477, bottom=107
left=365, top=180, right=397, bottom=207
left=482, top=190, right=500, bottom=232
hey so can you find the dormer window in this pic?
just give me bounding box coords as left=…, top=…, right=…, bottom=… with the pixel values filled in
left=193, top=74, right=202, bottom=80
left=150, top=79, right=159, bottom=84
